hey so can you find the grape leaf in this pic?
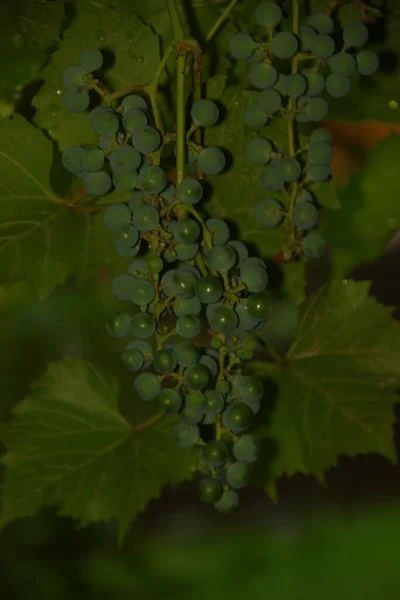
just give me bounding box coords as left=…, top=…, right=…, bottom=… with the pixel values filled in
left=32, top=2, right=160, bottom=149
left=0, top=0, right=65, bottom=109
left=0, top=357, right=197, bottom=544
left=321, top=134, right=400, bottom=278
left=250, top=279, right=400, bottom=499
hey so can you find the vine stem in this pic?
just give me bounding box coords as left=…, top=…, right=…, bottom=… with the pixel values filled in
left=205, top=0, right=240, bottom=42
left=132, top=413, right=163, bottom=434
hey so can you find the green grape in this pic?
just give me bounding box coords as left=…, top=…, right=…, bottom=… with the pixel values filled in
left=286, top=74, right=307, bottom=98
left=247, top=292, right=271, bottom=320
left=343, top=21, right=369, bottom=47
left=83, top=171, right=112, bottom=195
left=236, top=303, right=261, bottom=331
left=98, top=135, right=116, bottom=150
left=195, top=275, right=223, bottom=304
left=123, top=108, right=149, bottom=132
left=138, top=165, right=167, bottom=194
left=199, top=355, right=218, bottom=379
left=128, top=190, right=147, bottom=211
left=198, top=477, right=222, bottom=504
left=249, top=63, right=278, bottom=89
left=248, top=48, right=267, bottom=64
left=197, top=147, right=225, bottom=175
left=235, top=374, right=264, bottom=402
left=134, top=372, right=161, bottom=401
left=213, top=489, right=240, bottom=513
left=228, top=240, right=249, bottom=264
left=63, top=86, right=90, bottom=112
left=128, top=260, right=149, bottom=276
left=271, top=32, right=298, bottom=59
left=242, top=256, right=267, bottom=270
left=299, top=25, right=318, bottom=51
left=233, top=434, right=262, bottom=463
left=81, top=146, right=104, bottom=171
left=246, top=137, right=273, bottom=165
left=208, top=306, right=238, bottom=333
left=186, top=390, right=206, bottom=410
left=306, top=164, right=330, bottom=182
left=112, top=171, right=138, bottom=191
left=174, top=341, right=201, bottom=367
left=155, top=388, right=182, bottom=414
left=240, top=263, right=268, bottom=292
left=90, top=107, right=119, bottom=135
left=325, top=74, right=351, bottom=98
left=80, top=48, right=103, bottom=71
left=257, top=89, right=282, bottom=114
left=222, top=401, right=253, bottom=434
left=308, top=140, right=333, bottom=165
left=180, top=405, right=204, bottom=424
left=176, top=178, right=203, bottom=205
left=175, top=242, right=199, bottom=261
left=296, top=189, right=314, bottom=203
left=204, top=389, right=225, bottom=414
left=130, top=279, right=156, bottom=306
left=302, top=69, right=325, bottom=96
left=173, top=296, right=202, bottom=317
left=356, top=50, right=379, bottom=75
left=172, top=423, right=200, bottom=448
left=161, top=183, right=176, bottom=205
left=169, top=269, right=197, bottom=297
left=112, top=273, right=136, bottom=301
left=103, top=203, right=132, bottom=229
left=125, top=340, right=153, bottom=369
left=105, top=311, right=131, bottom=338
left=306, top=97, right=329, bottom=121
left=147, top=257, right=164, bottom=273
left=255, top=1, right=283, bottom=27
left=121, top=94, right=147, bottom=113
left=302, top=232, right=326, bottom=258
left=292, top=200, right=318, bottom=230
left=120, top=347, right=143, bottom=372
left=254, top=198, right=284, bottom=227
left=63, top=65, right=90, bottom=88
left=191, top=98, right=219, bottom=126
left=132, top=205, right=160, bottom=232
left=180, top=265, right=201, bottom=279
left=279, top=156, right=302, bottom=182
left=205, top=218, right=230, bottom=245
left=309, top=34, right=336, bottom=59
left=259, top=164, right=284, bottom=191
left=115, top=241, right=139, bottom=257
left=274, top=72, right=288, bottom=96
left=216, top=379, right=230, bottom=394
left=184, top=364, right=210, bottom=391
left=310, top=127, right=333, bottom=144
left=328, top=52, right=356, bottom=77
left=207, top=244, right=236, bottom=272
left=202, top=440, right=229, bottom=467
left=132, top=125, right=161, bottom=153
left=62, top=146, right=85, bottom=173
left=176, top=314, right=201, bottom=339
left=174, top=218, right=201, bottom=243
left=108, top=146, right=141, bottom=173
left=243, top=104, right=268, bottom=129
left=153, top=348, right=177, bottom=374
left=130, top=312, right=156, bottom=338
left=226, top=461, right=251, bottom=489
left=306, top=13, right=334, bottom=34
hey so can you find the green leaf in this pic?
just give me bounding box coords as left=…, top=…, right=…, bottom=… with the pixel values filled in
left=0, top=357, right=196, bottom=544
left=251, top=279, right=399, bottom=499
left=322, top=135, right=400, bottom=278
left=0, top=0, right=65, bottom=107
left=32, top=3, right=160, bottom=149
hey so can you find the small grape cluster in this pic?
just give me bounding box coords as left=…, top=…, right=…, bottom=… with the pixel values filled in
left=61, top=49, right=272, bottom=513
left=230, top=1, right=379, bottom=260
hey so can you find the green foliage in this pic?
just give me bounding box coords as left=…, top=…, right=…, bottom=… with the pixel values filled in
left=0, top=0, right=399, bottom=539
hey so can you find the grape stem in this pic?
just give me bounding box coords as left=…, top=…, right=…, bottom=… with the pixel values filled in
left=204, top=0, right=240, bottom=42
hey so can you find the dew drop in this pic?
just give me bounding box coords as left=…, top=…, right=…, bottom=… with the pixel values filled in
left=359, top=295, right=364, bottom=301
left=342, top=279, right=348, bottom=284
left=55, top=89, right=62, bottom=95
left=388, top=100, right=398, bottom=109
left=95, top=29, right=106, bottom=41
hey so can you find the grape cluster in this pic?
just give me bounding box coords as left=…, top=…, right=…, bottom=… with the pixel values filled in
left=61, top=49, right=269, bottom=513
left=230, top=2, right=379, bottom=260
